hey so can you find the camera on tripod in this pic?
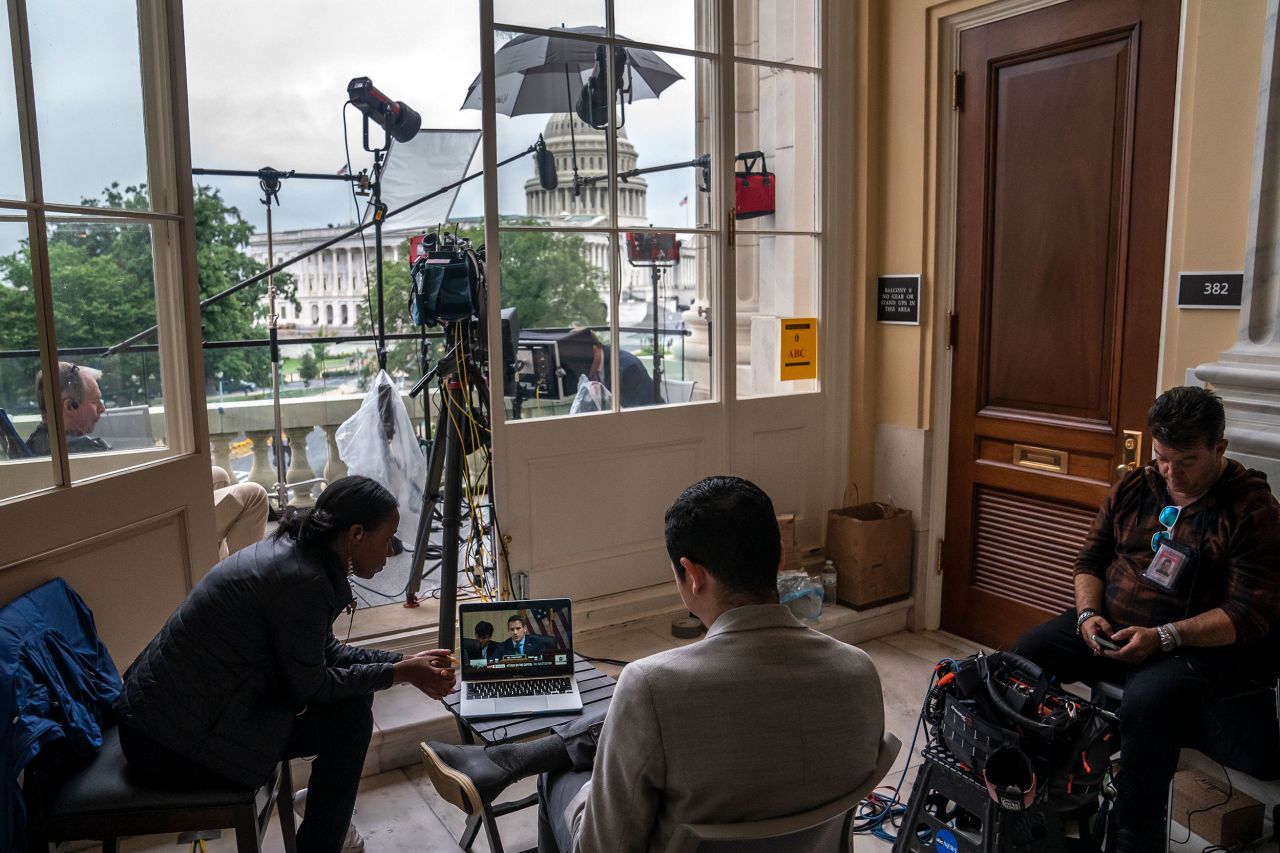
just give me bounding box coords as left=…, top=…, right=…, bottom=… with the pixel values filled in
left=408, top=231, right=485, bottom=327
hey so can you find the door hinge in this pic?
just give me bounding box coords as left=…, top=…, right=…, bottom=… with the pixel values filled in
left=946, top=311, right=958, bottom=349
left=727, top=207, right=737, bottom=248
left=935, top=539, right=945, bottom=576
left=951, top=71, right=964, bottom=111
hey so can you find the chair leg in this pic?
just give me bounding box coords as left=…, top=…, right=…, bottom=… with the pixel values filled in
left=276, top=760, right=298, bottom=853
left=481, top=801, right=506, bottom=853
left=235, top=804, right=264, bottom=853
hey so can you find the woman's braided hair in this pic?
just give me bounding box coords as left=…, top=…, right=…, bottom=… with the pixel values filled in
left=274, top=475, right=397, bottom=550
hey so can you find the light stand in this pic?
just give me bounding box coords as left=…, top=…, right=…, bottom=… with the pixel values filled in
left=360, top=119, right=391, bottom=371
left=191, top=165, right=365, bottom=508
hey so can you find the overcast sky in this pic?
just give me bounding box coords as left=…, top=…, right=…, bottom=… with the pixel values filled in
left=182, top=0, right=704, bottom=238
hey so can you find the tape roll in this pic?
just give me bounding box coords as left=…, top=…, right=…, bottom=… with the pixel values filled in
left=671, top=616, right=704, bottom=639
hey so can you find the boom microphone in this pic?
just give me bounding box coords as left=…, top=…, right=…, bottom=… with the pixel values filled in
left=534, top=134, right=558, bottom=190
left=347, top=77, right=422, bottom=143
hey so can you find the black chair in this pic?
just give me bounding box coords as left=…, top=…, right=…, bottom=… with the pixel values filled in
left=23, top=725, right=298, bottom=853
left=0, top=407, right=33, bottom=459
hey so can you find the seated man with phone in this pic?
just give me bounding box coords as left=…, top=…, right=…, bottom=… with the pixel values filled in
left=1010, top=387, right=1280, bottom=853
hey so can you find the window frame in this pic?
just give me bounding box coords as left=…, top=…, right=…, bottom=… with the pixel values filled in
left=1, top=0, right=202, bottom=502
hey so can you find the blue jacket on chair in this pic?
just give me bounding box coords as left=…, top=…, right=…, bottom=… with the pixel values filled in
left=1, top=577, right=121, bottom=852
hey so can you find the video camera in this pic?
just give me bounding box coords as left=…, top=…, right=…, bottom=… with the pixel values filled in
left=625, top=231, right=680, bottom=265
left=408, top=231, right=485, bottom=327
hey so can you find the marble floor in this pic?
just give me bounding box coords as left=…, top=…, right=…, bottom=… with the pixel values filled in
left=88, top=618, right=1278, bottom=852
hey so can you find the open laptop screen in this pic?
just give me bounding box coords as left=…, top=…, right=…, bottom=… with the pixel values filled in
left=458, top=598, right=574, bottom=679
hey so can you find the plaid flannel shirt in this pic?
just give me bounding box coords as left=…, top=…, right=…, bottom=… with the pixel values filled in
left=1073, top=459, right=1280, bottom=643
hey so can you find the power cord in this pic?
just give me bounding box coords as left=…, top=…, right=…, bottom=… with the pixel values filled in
left=850, top=659, right=954, bottom=843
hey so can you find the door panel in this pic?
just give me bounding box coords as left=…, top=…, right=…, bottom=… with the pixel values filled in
left=941, top=0, right=1179, bottom=649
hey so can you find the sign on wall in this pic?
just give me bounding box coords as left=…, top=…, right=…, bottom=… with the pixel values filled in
left=780, top=318, right=817, bottom=381
left=1177, top=272, right=1244, bottom=309
left=877, top=275, right=921, bottom=324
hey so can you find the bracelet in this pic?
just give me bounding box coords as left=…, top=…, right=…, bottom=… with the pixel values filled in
left=1075, top=609, right=1098, bottom=636
left=1166, top=622, right=1183, bottom=648
left=1156, top=624, right=1177, bottom=653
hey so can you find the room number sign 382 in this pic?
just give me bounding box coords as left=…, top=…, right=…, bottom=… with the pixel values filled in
left=1177, top=272, right=1243, bottom=309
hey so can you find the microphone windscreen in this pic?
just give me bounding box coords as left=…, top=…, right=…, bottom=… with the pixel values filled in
left=535, top=136, right=558, bottom=190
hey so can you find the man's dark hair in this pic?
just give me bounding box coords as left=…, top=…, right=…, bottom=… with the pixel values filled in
left=507, top=615, right=525, bottom=627
left=1148, top=386, right=1225, bottom=450
left=665, top=476, right=780, bottom=601
left=475, top=621, right=493, bottom=639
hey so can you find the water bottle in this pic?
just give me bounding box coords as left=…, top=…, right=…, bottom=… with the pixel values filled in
left=822, top=559, right=838, bottom=604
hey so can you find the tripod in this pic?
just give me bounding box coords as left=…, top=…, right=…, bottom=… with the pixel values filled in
left=404, top=316, right=497, bottom=649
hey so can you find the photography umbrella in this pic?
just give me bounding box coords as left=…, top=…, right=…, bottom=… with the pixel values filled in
left=460, top=25, right=683, bottom=117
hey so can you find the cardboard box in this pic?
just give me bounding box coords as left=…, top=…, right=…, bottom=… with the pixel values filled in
left=1170, top=770, right=1263, bottom=847
left=777, top=514, right=799, bottom=572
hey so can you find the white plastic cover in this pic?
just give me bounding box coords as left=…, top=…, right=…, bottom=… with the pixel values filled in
left=336, top=370, right=427, bottom=541
left=569, top=374, right=612, bottom=414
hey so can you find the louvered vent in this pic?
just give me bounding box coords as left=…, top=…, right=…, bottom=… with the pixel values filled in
left=972, top=488, right=1094, bottom=613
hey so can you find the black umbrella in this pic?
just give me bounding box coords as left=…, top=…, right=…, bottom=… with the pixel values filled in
left=460, top=25, right=683, bottom=118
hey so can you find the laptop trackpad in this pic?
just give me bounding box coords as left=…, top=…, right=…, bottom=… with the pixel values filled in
left=501, top=696, right=550, bottom=714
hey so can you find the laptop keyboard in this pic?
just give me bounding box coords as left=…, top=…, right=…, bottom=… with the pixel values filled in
left=470, top=677, right=575, bottom=699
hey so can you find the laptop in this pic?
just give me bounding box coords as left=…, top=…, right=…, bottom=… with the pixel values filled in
left=457, top=598, right=583, bottom=720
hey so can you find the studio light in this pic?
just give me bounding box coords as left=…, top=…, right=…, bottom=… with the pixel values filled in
left=347, top=76, right=422, bottom=143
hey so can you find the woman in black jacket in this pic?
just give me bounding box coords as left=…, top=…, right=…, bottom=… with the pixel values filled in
left=116, top=476, right=455, bottom=852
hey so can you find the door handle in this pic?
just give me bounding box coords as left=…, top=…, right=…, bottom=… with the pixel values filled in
left=1115, top=429, right=1142, bottom=477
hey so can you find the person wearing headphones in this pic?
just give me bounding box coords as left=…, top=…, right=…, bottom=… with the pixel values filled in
left=27, top=361, right=109, bottom=455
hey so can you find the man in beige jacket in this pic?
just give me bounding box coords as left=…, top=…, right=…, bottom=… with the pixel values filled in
left=423, top=476, right=886, bottom=852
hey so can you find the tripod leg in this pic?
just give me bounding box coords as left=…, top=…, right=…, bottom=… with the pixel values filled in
left=405, top=389, right=450, bottom=606
left=437, top=376, right=466, bottom=650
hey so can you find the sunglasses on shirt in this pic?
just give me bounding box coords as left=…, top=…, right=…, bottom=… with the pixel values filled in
left=1150, top=504, right=1181, bottom=552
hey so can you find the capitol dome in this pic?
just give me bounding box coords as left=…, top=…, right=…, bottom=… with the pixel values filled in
left=525, top=113, right=647, bottom=225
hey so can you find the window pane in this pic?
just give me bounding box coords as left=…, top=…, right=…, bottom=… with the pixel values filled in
left=500, top=229, right=612, bottom=420
left=40, top=213, right=169, bottom=474
left=736, top=233, right=819, bottom=398
left=735, top=62, right=819, bottom=232
left=0, top=11, right=25, bottom=202
left=614, top=51, right=714, bottom=231
left=494, top=30, right=614, bottom=228
left=734, top=0, right=819, bottom=67
left=0, top=215, right=57, bottom=500
left=614, top=0, right=719, bottom=53
left=618, top=230, right=712, bottom=406
left=26, top=0, right=151, bottom=209
left=493, top=1, right=604, bottom=30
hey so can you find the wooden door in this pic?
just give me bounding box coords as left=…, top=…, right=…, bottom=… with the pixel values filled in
left=940, top=0, right=1180, bottom=648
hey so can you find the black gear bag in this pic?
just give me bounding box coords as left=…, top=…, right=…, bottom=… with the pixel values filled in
left=928, top=651, right=1117, bottom=812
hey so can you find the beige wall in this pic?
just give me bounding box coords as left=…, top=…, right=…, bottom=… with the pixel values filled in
left=1160, top=0, right=1266, bottom=387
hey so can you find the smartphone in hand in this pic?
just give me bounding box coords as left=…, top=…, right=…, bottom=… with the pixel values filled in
left=1092, top=633, right=1121, bottom=651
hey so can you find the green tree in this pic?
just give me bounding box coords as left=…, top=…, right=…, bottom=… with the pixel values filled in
left=298, top=351, right=318, bottom=387
left=357, top=221, right=606, bottom=378
left=0, top=183, right=293, bottom=409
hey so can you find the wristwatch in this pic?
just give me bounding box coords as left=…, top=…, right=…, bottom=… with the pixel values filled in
left=1156, top=624, right=1177, bottom=653
left=1075, top=609, right=1098, bottom=636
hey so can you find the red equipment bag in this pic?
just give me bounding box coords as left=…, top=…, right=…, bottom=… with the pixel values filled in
left=734, top=151, right=776, bottom=220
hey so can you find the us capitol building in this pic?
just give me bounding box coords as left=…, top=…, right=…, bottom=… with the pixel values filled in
left=248, top=114, right=695, bottom=338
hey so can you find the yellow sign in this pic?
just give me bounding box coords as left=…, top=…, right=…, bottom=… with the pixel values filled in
left=780, top=318, right=817, bottom=381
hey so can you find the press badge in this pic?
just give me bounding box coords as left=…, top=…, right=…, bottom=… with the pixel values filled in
left=1144, top=540, right=1193, bottom=591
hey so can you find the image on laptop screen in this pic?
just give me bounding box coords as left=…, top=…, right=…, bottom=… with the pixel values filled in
left=459, top=601, right=572, bottom=676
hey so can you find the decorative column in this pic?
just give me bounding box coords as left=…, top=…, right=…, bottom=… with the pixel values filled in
left=284, top=426, right=319, bottom=507
left=322, top=424, right=347, bottom=482
left=1196, top=0, right=1280, bottom=484
left=209, top=432, right=235, bottom=477
left=245, top=430, right=277, bottom=492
